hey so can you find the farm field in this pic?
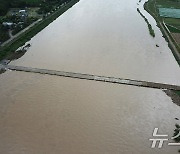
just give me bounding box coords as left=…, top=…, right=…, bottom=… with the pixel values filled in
left=159, top=8, right=180, bottom=18
left=145, top=0, right=180, bottom=50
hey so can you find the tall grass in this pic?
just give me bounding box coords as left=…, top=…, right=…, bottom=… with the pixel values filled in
left=137, top=8, right=155, bottom=37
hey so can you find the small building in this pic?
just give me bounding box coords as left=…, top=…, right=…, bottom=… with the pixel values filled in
left=2, top=22, right=14, bottom=29
left=2, top=22, right=13, bottom=26
left=19, top=10, right=28, bottom=17
left=19, top=10, right=27, bottom=14
left=19, top=10, right=28, bottom=21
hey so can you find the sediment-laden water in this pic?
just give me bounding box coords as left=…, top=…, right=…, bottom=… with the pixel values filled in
left=0, top=0, right=180, bottom=153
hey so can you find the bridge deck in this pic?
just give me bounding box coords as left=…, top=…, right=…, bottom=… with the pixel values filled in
left=1, top=64, right=180, bottom=90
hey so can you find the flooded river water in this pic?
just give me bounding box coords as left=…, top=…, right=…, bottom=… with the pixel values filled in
left=0, top=0, right=180, bottom=153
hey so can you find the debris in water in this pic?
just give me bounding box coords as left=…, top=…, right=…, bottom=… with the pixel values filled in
left=156, top=44, right=159, bottom=47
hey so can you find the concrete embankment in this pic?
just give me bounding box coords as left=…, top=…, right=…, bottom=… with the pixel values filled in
left=1, top=64, right=180, bottom=90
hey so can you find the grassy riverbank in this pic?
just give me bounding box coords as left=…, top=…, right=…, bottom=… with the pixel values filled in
left=175, top=90, right=180, bottom=97
left=0, top=0, right=79, bottom=61
left=137, top=8, right=155, bottom=37
left=144, top=0, right=180, bottom=65
left=164, top=90, right=180, bottom=107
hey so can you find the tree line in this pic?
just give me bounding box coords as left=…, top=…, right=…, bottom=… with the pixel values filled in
left=0, top=0, right=71, bottom=16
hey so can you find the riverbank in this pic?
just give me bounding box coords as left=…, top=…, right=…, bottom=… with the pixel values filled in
left=1, top=19, right=42, bottom=47
left=164, top=90, right=180, bottom=107
left=137, top=8, right=155, bottom=37
left=144, top=0, right=180, bottom=65
left=0, top=0, right=79, bottom=61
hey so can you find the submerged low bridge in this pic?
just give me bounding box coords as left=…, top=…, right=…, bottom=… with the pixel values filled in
left=1, top=64, right=180, bottom=90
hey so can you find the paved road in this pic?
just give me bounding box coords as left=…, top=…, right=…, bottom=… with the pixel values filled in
left=161, top=22, right=180, bottom=62
left=0, top=19, right=42, bottom=47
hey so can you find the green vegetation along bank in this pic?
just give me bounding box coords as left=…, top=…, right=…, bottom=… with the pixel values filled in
left=0, top=0, right=71, bottom=16
left=0, top=0, right=73, bottom=46
left=137, top=8, right=155, bottom=37
left=144, top=0, right=180, bottom=65
left=0, top=0, right=79, bottom=61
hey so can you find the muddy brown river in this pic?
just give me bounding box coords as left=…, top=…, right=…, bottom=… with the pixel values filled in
left=0, top=0, right=180, bottom=153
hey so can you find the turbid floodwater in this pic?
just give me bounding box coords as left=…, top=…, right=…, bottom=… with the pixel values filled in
left=0, top=0, right=180, bottom=153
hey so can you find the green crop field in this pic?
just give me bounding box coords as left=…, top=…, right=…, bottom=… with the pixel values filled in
left=164, top=18, right=180, bottom=29
left=159, top=8, right=180, bottom=18
left=145, top=0, right=180, bottom=33
left=144, top=0, right=180, bottom=65
left=156, top=0, right=180, bottom=9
